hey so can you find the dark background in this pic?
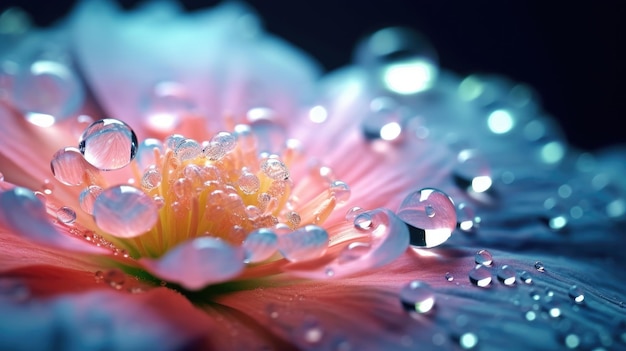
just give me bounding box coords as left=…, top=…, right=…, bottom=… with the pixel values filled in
left=3, top=0, right=624, bottom=152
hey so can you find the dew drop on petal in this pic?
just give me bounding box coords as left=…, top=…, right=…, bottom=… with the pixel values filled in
left=345, top=206, right=366, bottom=222
left=103, top=268, right=125, bottom=290
left=238, top=172, right=260, bottom=195
left=496, top=265, right=516, bottom=286
left=534, top=261, right=546, bottom=272
left=56, top=206, right=76, bottom=224
left=474, top=249, right=493, bottom=266
left=242, top=228, right=278, bottom=263
left=469, top=265, right=492, bottom=287
left=397, top=188, right=456, bottom=248
left=79, top=118, right=138, bottom=170
left=92, top=185, right=157, bottom=238
left=50, top=147, right=89, bottom=186
left=568, top=285, right=585, bottom=304
left=453, top=149, right=493, bottom=194
left=261, top=158, right=290, bottom=180
left=278, top=225, right=328, bottom=262
left=330, top=180, right=351, bottom=204
left=13, top=60, right=84, bottom=125
left=445, top=272, right=454, bottom=281
left=78, top=185, right=102, bottom=215
left=400, top=280, right=435, bottom=314
left=518, top=270, right=533, bottom=284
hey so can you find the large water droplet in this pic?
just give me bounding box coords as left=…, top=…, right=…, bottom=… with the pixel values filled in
left=92, top=185, right=157, bottom=238
left=50, top=147, right=90, bottom=186
left=469, top=265, right=492, bottom=287
left=12, top=60, right=84, bottom=125
left=79, top=119, right=138, bottom=171
left=329, top=180, right=350, bottom=204
left=278, top=225, right=328, bottom=262
left=396, top=188, right=456, bottom=248
left=242, top=228, right=278, bottom=263
left=56, top=206, right=76, bottom=224
left=399, top=280, right=435, bottom=314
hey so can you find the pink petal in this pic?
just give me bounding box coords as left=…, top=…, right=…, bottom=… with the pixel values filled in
left=0, top=185, right=108, bottom=255
left=140, top=237, right=245, bottom=290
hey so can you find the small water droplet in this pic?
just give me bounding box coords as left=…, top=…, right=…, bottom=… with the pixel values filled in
left=518, top=271, right=533, bottom=284
left=397, top=188, right=456, bottom=248
left=79, top=119, right=138, bottom=170
left=445, top=272, right=454, bottom=281
left=92, top=185, right=157, bottom=238
left=298, top=318, right=324, bottom=345
left=345, top=207, right=366, bottom=222
left=534, top=261, right=546, bottom=272
left=353, top=212, right=373, bottom=230
left=399, top=280, right=435, bottom=313
left=474, top=249, right=493, bottom=266
left=496, top=265, right=516, bottom=286
left=103, top=269, right=125, bottom=290
left=94, top=270, right=104, bottom=283
left=568, top=285, right=585, bottom=304
left=453, top=149, right=493, bottom=194
left=329, top=180, right=351, bottom=204
left=457, top=202, right=479, bottom=232
left=469, top=265, right=492, bottom=287
left=56, top=206, right=76, bottom=224
left=261, top=158, right=289, bottom=180
left=78, top=185, right=102, bottom=215
left=238, top=172, right=260, bottom=195
left=278, top=225, right=328, bottom=262
left=325, top=267, right=335, bottom=277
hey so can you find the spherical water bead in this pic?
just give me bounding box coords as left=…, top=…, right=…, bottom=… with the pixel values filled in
left=79, top=185, right=102, bottom=214
left=261, top=159, right=290, bottom=180
left=518, top=271, right=533, bottom=284
left=135, top=138, right=164, bottom=171
left=50, top=147, right=90, bottom=186
left=354, top=212, right=373, bottom=230
left=399, top=280, right=436, bottom=314
left=453, top=149, right=493, bottom=194
left=12, top=60, right=84, bottom=126
left=238, top=172, right=260, bottom=194
left=474, top=249, right=493, bottom=266
left=165, top=134, right=185, bottom=151
left=286, top=211, right=301, bottom=228
left=278, top=225, right=329, bottom=262
left=362, top=98, right=406, bottom=141
left=345, top=206, right=366, bottom=222
left=469, top=265, right=492, bottom=288
left=396, top=188, right=456, bottom=248
left=141, top=168, right=162, bottom=190
left=445, top=272, right=454, bottom=282
left=92, top=185, right=157, bottom=238
left=79, top=119, right=138, bottom=170
left=329, top=180, right=351, bottom=204
left=142, top=81, right=194, bottom=133
left=457, top=202, right=479, bottom=232
left=56, top=206, right=76, bottom=224
left=568, top=285, right=585, bottom=304
left=534, top=261, right=546, bottom=272
left=247, top=108, right=286, bottom=154
left=355, top=26, right=438, bottom=95
left=496, top=265, right=516, bottom=286
left=174, top=138, right=202, bottom=161
left=242, top=228, right=278, bottom=263
left=212, top=131, right=237, bottom=153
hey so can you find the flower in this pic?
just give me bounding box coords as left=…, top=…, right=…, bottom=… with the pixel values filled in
left=1, top=1, right=625, bottom=350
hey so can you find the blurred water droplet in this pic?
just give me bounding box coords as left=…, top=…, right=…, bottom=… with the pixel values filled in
left=278, top=225, right=328, bottom=262
left=103, top=269, right=125, bottom=290
left=496, top=265, right=516, bottom=286
left=399, top=280, right=435, bottom=314
left=362, top=97, right=406, bottom=141
left=534, top=261, right=546, bottom=272
left=243, top=228, right=278, bottom=263
left=518, top=271, right=533, bottom=284
left=474, top=249, right=493, bottom=266
left=56, top=206, right=76, bottom=224
left=141, top=168, right=162, bottom=190
left=12, top=60, right=83, bottom=125
left=459, top=332, right=478, bottom=349
left=568, top=285, right=585, bottom=304
left=93, top=185, right=157, bottom=238
left=79, top=119, right=138, bottom=170
left=445, top=272, right=454, bottom=281
left=457, top=202, right=479, bottom=232
left=78, top=185, right=102, bottom=215
left=261, top=158, right=289, bottom=180
left=453, top=149, right=493, bottom=194
left=397, top=188, right=456, bottom=248
left=297, top=318, right=324, bottom=345
left=329, top=180, right=350, bottom=204
left=469, top=265, right=492, bottom=288
left=94, top=270, right=104, bottom=283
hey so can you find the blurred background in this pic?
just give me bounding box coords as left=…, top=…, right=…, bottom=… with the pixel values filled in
left=2, top=0, right=623, bottom=152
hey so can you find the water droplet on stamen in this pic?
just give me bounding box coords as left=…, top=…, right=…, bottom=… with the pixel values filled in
left=474, top=249, right=493, bottom=266
left=141, top=168, right=162, bottom=190
left=518, top=271, right=533, bottom=284
left=397, top=188, right=456, bottom=248
left=174, top=138, right=201, bottom=161
left=238, top=172, right=260, bottom=195
left=79, top=119, right=138, bottom=171
left=399, top=280, right=436, bottom=314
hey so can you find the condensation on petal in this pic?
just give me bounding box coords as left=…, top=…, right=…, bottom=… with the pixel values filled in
left=284, top=208, right=409, bottom=278
left=140, top=237, right=245, bottom=290
left=0, top=186, right=107, bottom=254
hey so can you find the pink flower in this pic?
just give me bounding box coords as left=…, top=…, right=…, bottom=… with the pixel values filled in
left=1, top=1, right=625, bottom=350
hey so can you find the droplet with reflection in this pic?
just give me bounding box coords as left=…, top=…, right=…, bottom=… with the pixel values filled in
left=396, top=188, right=456, bottom=248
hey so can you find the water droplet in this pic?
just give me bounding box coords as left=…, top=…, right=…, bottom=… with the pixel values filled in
left=103, top=269, right=125, bottom=290
left=56, top=206, right=76, bottom=224
left=79, top=119, right=138, bottom=170
left=94, top=270, right=104, bottom=283
left=50, top=147, right=90, bottom=186
left=469, top=265, right=492, bottom=287
left=325, top=267, right=335, bottom=277
left=12, top=60, right=84, bottom=125
left=261, top=158, right=289, bottom=180
left=445, top=272, right=454, bottom=281
left=564, top=333, right=580, bottom=349
left=141, top=168, right=162, bottom=190
left=474, top=249, right=493, bottom=266
left=568, top=285, right=585, bottom=304
left=457, top=202, right=479, bottom=232
left=142, top=81, right=194, bottom=134
left=242, top=228, right=278, bottom=263
left=518, top=271, right=533, bottom=284
left=239, top=172, right=260, bottom=195
left=496, top=265, right=516, bottom=286
left=353, top=212, right=373, bottom=230
left=399, top=280, right=435, bottom=313
left=345, top=206, right=366, bottom=222
left=397, top=188, right=456, bottom=248
left=361, top=98, right=406, bottom=141
left=92, top=185, right=157, bottom=238
left=174, top=138, right=202, bottom=161
left=278, top=225, right=328, bottom=262
left=453, top=149, right=493, bottom=194
left=534, top=261, right=546, bottom=272
left=297, top=318, right=324, bottom=345
left=329, top=180, right=351, bottom=204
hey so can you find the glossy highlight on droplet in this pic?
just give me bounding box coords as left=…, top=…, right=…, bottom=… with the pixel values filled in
left=397, top=188, right=456, bottom=248
left=79, top=118, right=138, bottom=170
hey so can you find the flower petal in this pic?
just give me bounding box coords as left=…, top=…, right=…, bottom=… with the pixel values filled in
left=0, top=185, right=107, bottom=254
left=140, top=236, right=246, bottom=290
